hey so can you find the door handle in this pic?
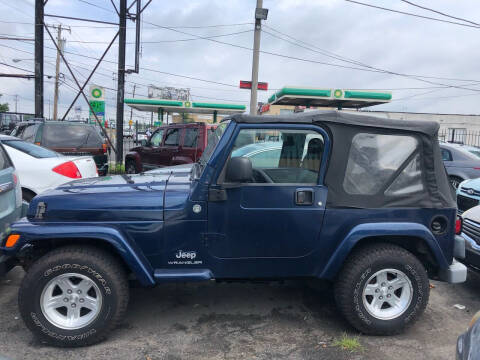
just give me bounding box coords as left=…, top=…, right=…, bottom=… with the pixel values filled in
left=295, top=189, right=314, bottom=205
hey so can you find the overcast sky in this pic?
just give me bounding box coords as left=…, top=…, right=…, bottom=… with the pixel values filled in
left=1, top=0, right=479, bottom=121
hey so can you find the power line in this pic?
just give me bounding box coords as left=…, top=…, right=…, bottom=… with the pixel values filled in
left=399, top=0, right=480, bottom=26
left=71, top=0, right=480, bottom=91
left=262, top=24, right=480, bottom=83
left=0, top=19, right=254, bottom=30
left=345, top=0, right=480, bottom=29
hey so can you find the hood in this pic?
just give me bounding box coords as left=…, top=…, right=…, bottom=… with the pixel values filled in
left=458, top=178, right=480, bottom=191
left=462, top=204, right=480, bottom=221
left=27, top=164, right=194, bottom=222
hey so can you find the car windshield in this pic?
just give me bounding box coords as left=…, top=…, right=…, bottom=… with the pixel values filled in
left=191, top=122, right=228, bottom=179
left=42, top=123, right=103, bottom=148
left=199, top=122, right=229, bottom=165
left=467, top=149, right=480, bottom=158
left=3, top=139, right=62, bottom=158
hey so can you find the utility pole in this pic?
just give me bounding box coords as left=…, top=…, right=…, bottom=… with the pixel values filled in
left=14, top=95, right=18, bottom=112
left=129, top=84, right=136, bottom=128
left=34, top=0, right=44, bottom=118
left=52, top=24, right=70, bottom=120
left=115, top=0, right=127, bottom=163
left=249, top=0, right=268, bottom=115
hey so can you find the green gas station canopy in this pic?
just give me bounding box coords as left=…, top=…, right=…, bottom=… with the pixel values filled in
left=124, top=98, right=246, bottom=114
left=268, top=87, right=392, bottom=109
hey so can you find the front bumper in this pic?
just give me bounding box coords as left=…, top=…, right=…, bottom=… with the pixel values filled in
left=463, top=234, right=480, bottom=270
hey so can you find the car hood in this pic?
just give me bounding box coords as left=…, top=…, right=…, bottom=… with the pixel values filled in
left=459, top=178, right=480, bottom=191
left=462, top=203, right=480, bottom=221
left=26, top=164, right=194, bottom=222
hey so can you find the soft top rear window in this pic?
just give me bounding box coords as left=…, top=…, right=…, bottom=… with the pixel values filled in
left=343, top=133, right=421, bottom=195
left=42, top=124, right=103, bottom=148
left=3, top=140, right=61, bottom=159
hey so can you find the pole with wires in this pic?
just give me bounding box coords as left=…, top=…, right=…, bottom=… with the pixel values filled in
left=116, top=0, right=127, bottom=164
left=34, top=0, right=44, bottom=118
left=250, top=0, right=268, bottom=115
left=52, top=24, right=70, bottom=120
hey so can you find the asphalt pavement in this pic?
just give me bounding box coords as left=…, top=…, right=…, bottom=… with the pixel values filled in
left=1, top=266, right=479, bottom=360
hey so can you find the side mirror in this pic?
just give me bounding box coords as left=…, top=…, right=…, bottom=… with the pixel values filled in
left=226, top=157, right=252, bottom=183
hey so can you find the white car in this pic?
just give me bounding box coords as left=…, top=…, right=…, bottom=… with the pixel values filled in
left=0, top=135, right=98, bottom=202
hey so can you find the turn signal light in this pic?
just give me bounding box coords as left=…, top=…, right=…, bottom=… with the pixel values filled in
left=5, top=234, right=20, bottom=248
left=52, top=161, right=82, bottom=179
left=455, top=216, right=462, bottom=235
left=102, top=143, right=107, bottom=153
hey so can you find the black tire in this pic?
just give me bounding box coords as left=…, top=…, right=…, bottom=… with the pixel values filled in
left=22, top=188, right=36, bottom=203
left=449, top=176, right=463, bottom=189
left=125, top=160, right=137, bottom=174
left=334, top=243, right=429, bottom=335
left=18, top=245, right=129, bottom=347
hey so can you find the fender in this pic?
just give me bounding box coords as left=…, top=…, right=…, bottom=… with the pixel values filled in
left=319, top=222, right=450, bottom=280
left=171, top=156, right=194, bottom=166
left=3, top=219, right=155, bottom=286
left=125, top=151, right=142, bottom=172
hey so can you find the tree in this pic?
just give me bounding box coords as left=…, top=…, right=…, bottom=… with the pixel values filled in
left=0, top=94, right=9, bottom=112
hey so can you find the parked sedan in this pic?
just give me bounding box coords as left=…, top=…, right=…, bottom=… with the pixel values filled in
left=0, top=135, right=98, bottom=202
left=0, top=140, right=24, bottom=274
left=457, top=311, right=480, bottom=360
left=440, top=143, right=480, bottom=188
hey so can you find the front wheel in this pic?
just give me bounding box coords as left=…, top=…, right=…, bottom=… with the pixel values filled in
left=334, top=243, right=429, bottom=335
left=125, top=160, right=137, bottom=174
left=18, top=246, right=129, bottom=347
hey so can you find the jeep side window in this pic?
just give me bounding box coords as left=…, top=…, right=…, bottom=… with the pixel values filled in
left=229, top=128, right=324, bottom=184
left=343, top=133, right=421, bottom=195
left=150, top=129, right=164, bottom=146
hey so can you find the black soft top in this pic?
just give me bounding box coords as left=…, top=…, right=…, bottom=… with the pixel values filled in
left=230, top=110, right=439, bottom=137
left=228, top=110, right=455, bottom=209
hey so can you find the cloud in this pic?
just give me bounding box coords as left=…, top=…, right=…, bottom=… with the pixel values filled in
left=0, top=0, right=479, bottom=118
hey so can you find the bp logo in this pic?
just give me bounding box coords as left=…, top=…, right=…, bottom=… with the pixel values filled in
left=91, top=88, right=103, bottom=99
left=184, top=101, right=191, bottom=107
left=334, top=89, right=343, bottom=98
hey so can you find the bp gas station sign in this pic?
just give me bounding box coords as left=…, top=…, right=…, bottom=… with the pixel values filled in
left=89, top=85, right=105, bottom=125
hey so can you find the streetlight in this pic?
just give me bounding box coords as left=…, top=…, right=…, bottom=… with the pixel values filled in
left=12, top=58, right=34, bottom=63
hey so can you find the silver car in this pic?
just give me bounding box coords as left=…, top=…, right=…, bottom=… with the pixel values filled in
left=0, top=141, right=24, bottom=275
left=440, top=143, right=480, bottom=188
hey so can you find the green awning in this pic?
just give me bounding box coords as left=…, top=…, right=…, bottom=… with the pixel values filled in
left=267, top=87, right=392, bottom=109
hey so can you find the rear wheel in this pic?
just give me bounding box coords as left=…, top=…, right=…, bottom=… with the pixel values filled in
left=125, top=160, right=137, bottom=174
left=449, top=176, right=463, bottom=189
left=18, top=246, right=129, bottom=347
left=334, top=243, right=429, bottom=335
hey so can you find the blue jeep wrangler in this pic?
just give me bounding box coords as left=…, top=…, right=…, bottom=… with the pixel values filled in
left=0, top=111, right=467, bottom=347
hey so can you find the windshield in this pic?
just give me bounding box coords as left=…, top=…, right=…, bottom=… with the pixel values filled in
left=42, top=124, right=103, bottom=148
left=467, top=149, right=480, bottom=158
left=191, top=121, right=229, bottom=179
left=199, top=122, right=229, bottom=164
left=3, top=139, right=61, bottom=158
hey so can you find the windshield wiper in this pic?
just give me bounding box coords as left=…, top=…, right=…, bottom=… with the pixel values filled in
left=75, top=131, right=91, bottom=150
